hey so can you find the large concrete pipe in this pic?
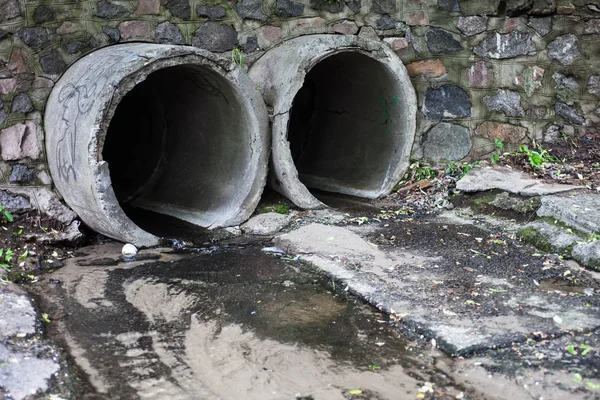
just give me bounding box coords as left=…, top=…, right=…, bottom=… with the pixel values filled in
left=249, top=35, right=417, bottom=209
left=45, top=44, right=269, bottom=246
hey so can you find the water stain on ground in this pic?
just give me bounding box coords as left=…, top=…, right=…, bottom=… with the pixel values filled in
left=32, top=244, right=471, bottom=400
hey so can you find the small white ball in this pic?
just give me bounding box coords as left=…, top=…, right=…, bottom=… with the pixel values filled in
left=122, top=243, right=138, bottom=258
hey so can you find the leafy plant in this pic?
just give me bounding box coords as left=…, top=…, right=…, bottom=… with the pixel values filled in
left=231, top=48, right=244, bottom=68
left=0, top=205, right=13, bottom=223
left=490, top=138, right=505, bottom=164
left=405, top=162, right=436, bottom=181
left=518, top=144, right=559, bottom=168
left=446, top=161, right=480, bottom=179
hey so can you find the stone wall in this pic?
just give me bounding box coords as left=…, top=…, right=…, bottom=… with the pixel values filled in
left=0, top=0, right=598, bottom=218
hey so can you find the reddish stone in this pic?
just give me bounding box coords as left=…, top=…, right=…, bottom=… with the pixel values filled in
left=332, top=20, right=358, bottom=35
left=288, top=17, right=326, bottom=32
left=557, top=4, right=575, bottom=14
left=8, top=49, right=30, bottom=75
left=0, top=78, right=17, bottom=95
left=257, top=25, right=283, bottom=47
left=0, top=121, right=40, bottom=161
left=136, top=0, right=160, bottom=15
left=407, top=11, right=429, bottom=26
left=383, top=37, right=408, bottom=51
left=466, top=61, right=494, bottom=88
left=33, top=77, right=54, bottom=89
left=119, top=21, right=155, bottom=40
left=504, top=18, right=518, bottom=32
left=406, top=60, right=446, bottom=78
left=475, top=121, right=528, bottom=143
left=56, top=21, right=81, bottom=35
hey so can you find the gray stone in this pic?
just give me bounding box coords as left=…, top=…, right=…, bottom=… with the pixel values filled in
left=62, top=40, right=87, bottom=54
left=241, top=212, right=292, bottom=235
left=489, top=192, right=540, bottom=214
left=426, top=27, right=463, bottom=54
left=0, top=190, right=30, bottom=212
left=554, top=102, right=585, bottom=125
left=0, top=110, right=6, bottom=126
left=0, top=0, right=20, bottom=22
left=424, top=85, right=471, bottom=120
left=192, top=22, right=237, bottom=52
left=537, top=194, right=600, bottom=235
left=89, top=33, right=111, bottom=48
left=438, top=0, right=460, bottom=12
left=32, top=5, right=54, bottom=23
left=572, top=241, right=600, bottom=271
left=457, top=16, right=487, bottom=36
left=196, top=5, right=226, bottom=20
left=406, top=27, right=426, bottom=53
left=242, top=36, right=259, bottom=53
left=519, top=221, right=580, bottom=253
left=553, top=72, right=579, bottom=105
left=9, top=164, right=35, bottom=183
left=166, top=0, right=191, bottom=20
left=276, top=0, right=304, bottom=17
left=587, top=75, right=600, bottom=97
left=10, top=92, right=33, bottom=114
left=473, top=31, right=536, bottom=59
left=102, top=26, right=121, bottom=42
left=96, top=0, right=129, bottom=18
left=0, top=343, right=59, bottom=400
left=40, top=51, right=66, bottom=75
left=376, top=15, right=405, bottom=30
left=155, top=21, right=185, bottom=45
left=527, top=16, right=552, bottom=36
left=548, top=34, right=580, bottom=65
left=310, top=0, right=344, bottom=12
left=0, top=289, right=36, bottom=337
left=371, top=0, right=396, bottom=14
left=483, top=89, right=525, bottom=117
left=530, top=0, right=555, bottom=15
left=236, top=0, right=267, bottom=21
left=346, top=0, right=361, bottom=13
left=506, top=0, right=533, bottom=16
left=543, top=124, right=561, bottom=143
left=422, top=122, right=472, bottom=161
left=456, top=165, right=582, bottom=196
left=583, top=19, right=600, bottom=35
left=15, top=27, right=48, bottom=50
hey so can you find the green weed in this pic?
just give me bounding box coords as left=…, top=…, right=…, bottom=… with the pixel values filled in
left=518, top=144, right=560, bottom=168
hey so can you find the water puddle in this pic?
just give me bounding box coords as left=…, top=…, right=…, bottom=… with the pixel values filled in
left=32, top=244, right=472, bottom=399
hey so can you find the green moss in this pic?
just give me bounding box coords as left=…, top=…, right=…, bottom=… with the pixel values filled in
left=517, top=227, right=554, bottom=252
left=257, top=202, right=290, bottom=215
left=537, top=216, right=587, bottom=239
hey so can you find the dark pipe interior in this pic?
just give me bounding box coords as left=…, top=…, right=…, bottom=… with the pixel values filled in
left=288, top=52, right=402, bottom=196
left=103, top=65, right=248, bottom=234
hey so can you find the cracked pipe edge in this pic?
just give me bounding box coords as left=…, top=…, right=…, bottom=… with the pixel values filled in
left=248, top=34, right=417, bottom=209
left=45, top=43, right=269, bottom=246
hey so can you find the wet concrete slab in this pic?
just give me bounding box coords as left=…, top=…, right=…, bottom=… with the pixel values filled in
left=275, top=216, right=600, bottom=357
left=31, top=243, right=473, bottom=400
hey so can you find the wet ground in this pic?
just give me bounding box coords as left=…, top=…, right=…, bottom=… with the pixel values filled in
left=11, top=188, right=600, bottom=400
left=30, top=243, right=473, bottom=400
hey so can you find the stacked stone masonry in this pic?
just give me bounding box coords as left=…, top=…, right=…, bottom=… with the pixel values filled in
left=0, top=0, right=598, bottom=219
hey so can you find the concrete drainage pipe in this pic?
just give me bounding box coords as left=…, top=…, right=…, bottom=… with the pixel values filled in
left=45, top=44, right=269, bottom=246
left=249, top=34, right=417, bottom=209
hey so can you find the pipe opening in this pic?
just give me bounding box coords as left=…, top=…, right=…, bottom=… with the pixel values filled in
left=102, top=64, right=250, bottom=235
left=288, top=52, right=405, bottom=199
